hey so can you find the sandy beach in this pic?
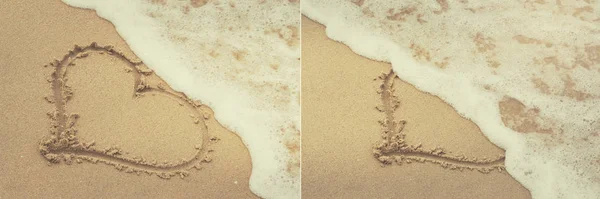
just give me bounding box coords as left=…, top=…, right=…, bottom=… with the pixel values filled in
left=301, top=17, right=531, bottom=199
left=0, top=1, right=257, bottom=198
left=4, top=0, right=597, bottom=198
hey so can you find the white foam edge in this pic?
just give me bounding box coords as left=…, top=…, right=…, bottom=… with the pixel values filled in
left=301, top=0, right=533, bottom=193
left=61, top=0, right=299, bottom=198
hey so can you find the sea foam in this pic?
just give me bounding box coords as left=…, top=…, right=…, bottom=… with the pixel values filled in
left=61, top=0, right=300, bottom=198
left=302, top=0, right=599, bottom=198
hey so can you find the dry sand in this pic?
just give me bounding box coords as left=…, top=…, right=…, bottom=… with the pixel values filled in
left=0, top=1, right=539, bottom=198
left=0, top=0, right=257, bottom=198
left=301, top=17, right=531, bottom=198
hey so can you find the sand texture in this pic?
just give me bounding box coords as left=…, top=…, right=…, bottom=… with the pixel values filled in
left=0, top=0, right=257, bottom=198
left=0, top=1, right=551, bottom=198
left=301, top=17, right=531, bottom=199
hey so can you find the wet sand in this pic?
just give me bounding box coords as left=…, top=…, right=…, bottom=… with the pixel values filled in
left=0, top=1, right=257, bottom=198
left=301, top=17, right=531, bottom=199
left=0, top=1, right=537, bottom=198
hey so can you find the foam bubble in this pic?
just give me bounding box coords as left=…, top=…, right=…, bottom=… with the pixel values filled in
left=61, top=0, right=300, bottom=198
left=302, top=0, right=599, bottom=198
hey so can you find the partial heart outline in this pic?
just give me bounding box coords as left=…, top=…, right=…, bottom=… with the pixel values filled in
left=39, top=43, right=216, bottom=179
left=372, top=70, right=506, bottom=173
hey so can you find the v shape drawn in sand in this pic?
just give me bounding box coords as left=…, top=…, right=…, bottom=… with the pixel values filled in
left=40, top=43, right=217, bottom=179
left=372, top=70, right=506, bottom=173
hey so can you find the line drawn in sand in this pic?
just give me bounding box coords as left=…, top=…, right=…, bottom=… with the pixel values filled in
left=40, top=43, right=218, bottom=179
left=372, top=70, right=506, bottom=173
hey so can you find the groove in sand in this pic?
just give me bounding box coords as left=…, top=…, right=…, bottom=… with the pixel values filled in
left=372, top=70, right=506, bottom=173
left=40, top=43, right=217, bottom=179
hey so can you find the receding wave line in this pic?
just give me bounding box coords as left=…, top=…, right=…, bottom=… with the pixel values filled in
left=372, top=70, right=505, bottom=173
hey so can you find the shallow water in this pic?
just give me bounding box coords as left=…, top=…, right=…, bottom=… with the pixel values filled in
left=302, top=0, right=599, bottom=198
left=60, top=0, right=301, bottom=198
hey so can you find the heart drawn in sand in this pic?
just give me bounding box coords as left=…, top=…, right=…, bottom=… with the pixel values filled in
left=39, top=43, right=217, bottom=179
left=372, top=70, right=506, bottom=173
